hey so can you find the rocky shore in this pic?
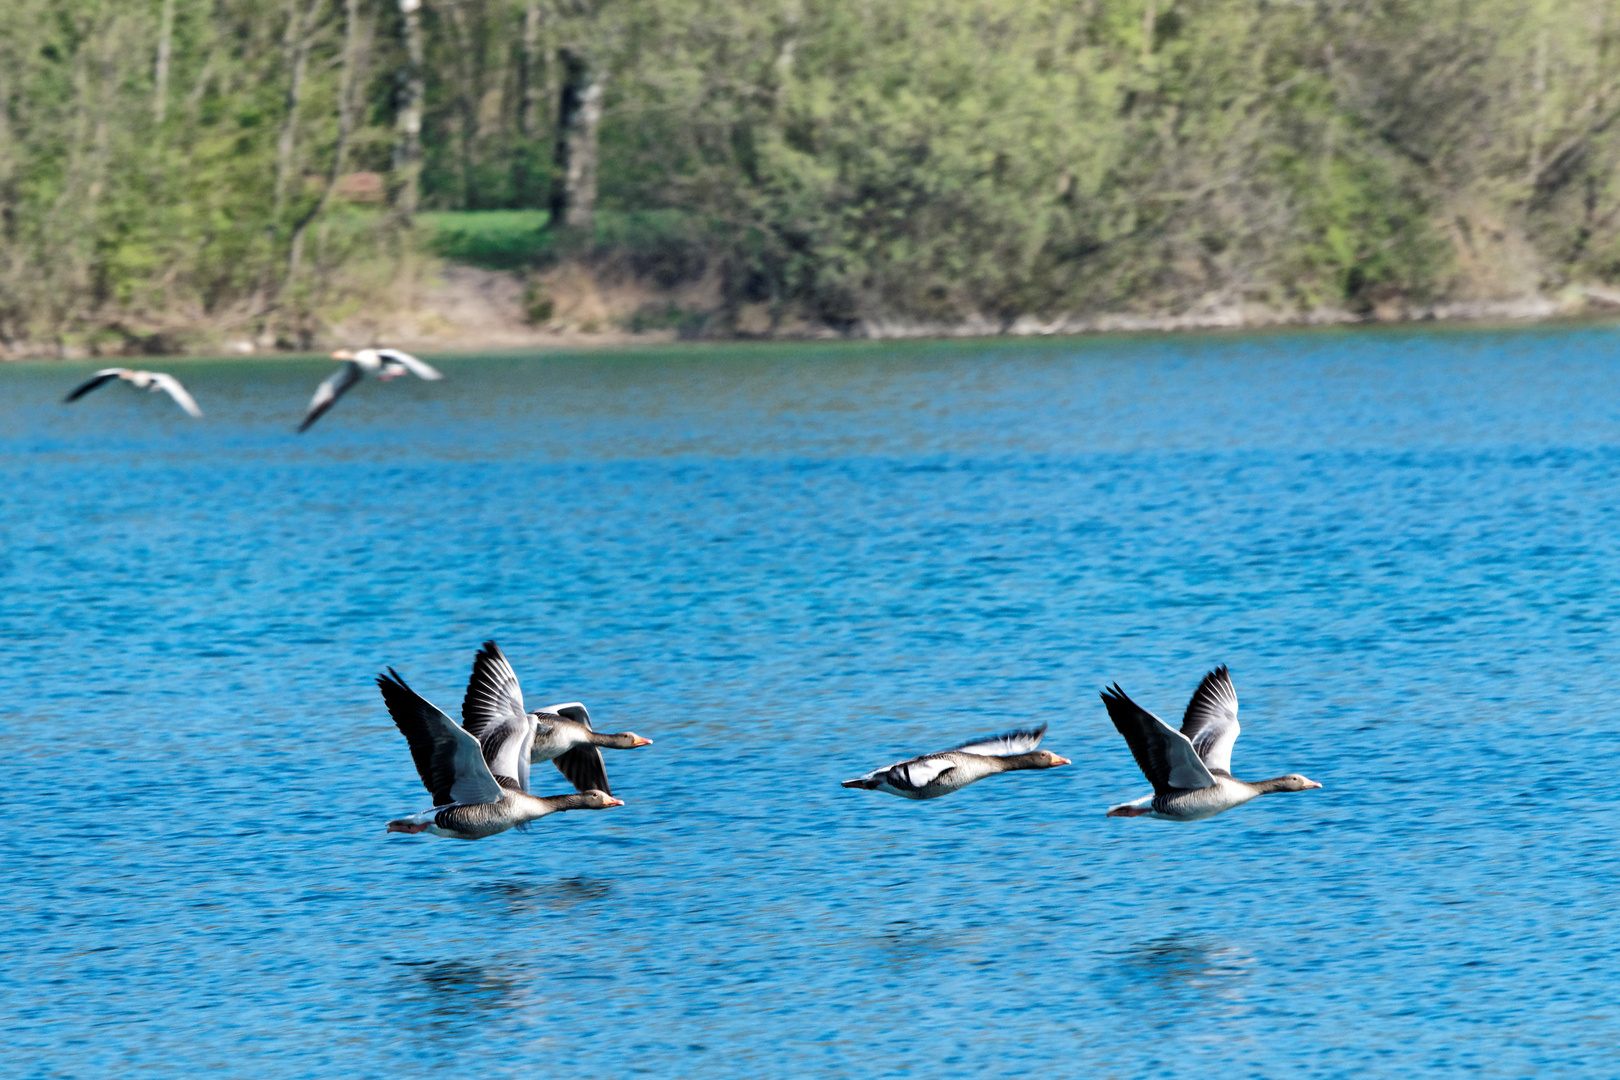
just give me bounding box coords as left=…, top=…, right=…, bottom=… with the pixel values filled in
left=6, top=266, right=1619, bottom=362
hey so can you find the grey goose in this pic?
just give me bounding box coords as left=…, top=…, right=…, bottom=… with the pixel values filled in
left=1101, top=665, right=1320, bottom=822
left=379, top=668, right=621, bottom=839
left=64, top=368, right=203, bottom=418
left=299, top=347, right=443, bottom=432
left=462, top=640, right=652, bottom=796
left=841, top=725, right=1069, bottom=800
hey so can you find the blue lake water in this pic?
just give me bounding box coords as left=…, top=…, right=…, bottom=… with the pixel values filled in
left=4, top=326, right=1620, bottom=1077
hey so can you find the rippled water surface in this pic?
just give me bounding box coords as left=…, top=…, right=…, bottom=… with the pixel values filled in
left=5, top=327, right=1620, bottom=1077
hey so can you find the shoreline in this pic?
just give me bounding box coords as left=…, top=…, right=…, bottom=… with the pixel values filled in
left=4, top=287, right=1617, bottom=363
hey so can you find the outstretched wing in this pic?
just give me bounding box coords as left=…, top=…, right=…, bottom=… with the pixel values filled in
left=298, top=361, right=363, bottom=432
left=1180, top=665, right=1240, bottom=773
left=149, top=372, right=203, bottom=418
left=64, top=369, right=128, bottom=402
left=377, top=668, right=502, bottom=806
left=377, top=348, right=444, bottom=381
left=478, top=712, right=536, bottom=793
left=1100, top=684, right=1214, bottom=794
left=552, top=744, right=610, bottom=795
left=950, top=724, right=1046, bottom=757
left=462, top=641, right=527, bottom=739
left=542, top=702, right=592, bottom=728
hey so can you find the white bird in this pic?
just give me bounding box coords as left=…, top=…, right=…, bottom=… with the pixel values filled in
left=461, top=641, right=652, bottom=796
left=378, top=667, right=622, bottom=840
left=1101, top=666, right=1321, bottom=822
left=841, top=725, right=1070, bottom=800
left=64, top=368, right=203, bottom=418
left=298, top=347, right=443, bottom=432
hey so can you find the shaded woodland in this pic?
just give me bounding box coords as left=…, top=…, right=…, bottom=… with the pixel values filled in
left=3, top=0, right=1620, bottom=351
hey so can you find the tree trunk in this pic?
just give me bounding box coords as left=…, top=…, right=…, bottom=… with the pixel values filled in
left=273, top=0, right=326, bottom=224
left=285, top=0, right=368, bottom=306
left=550, top=48, right=602, bottom=231
left=153, top=0, right=176, bottom=123
left=441, top=0, right=481, bottom=208
left=519, top=2, right=543, bottom=137
left=390, top=0, right=425, bottom=223
left=1527, top=28, right=1548, bottom=185
left=257, top=0, right=325, bottom=319
left=515, top=0, right=544, bottom=205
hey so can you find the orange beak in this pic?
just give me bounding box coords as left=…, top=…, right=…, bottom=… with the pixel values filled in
left=607, top=797, right=626, bottom=807
left=1053, top=756, right=1072, bottom=766
left=630, top=735, right=654, bottom=748
left=331, top=348, right=355, bottom=360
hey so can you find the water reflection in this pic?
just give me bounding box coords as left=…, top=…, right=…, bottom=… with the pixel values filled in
left=470, top=875, right=614, bottom=914
left=381, top=958, right=530, bottom=1055
left=874, top=919, right=949, bottom=963
left=1109, top=934, right=1253, bottom=1022
left=396, top=959, right=524, bottom=1013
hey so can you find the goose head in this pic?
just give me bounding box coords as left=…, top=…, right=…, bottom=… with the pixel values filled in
left=579, top=789, right=625, bottom=809
left=1272, top=774, right=1322, bottom=792
left=1027, top=750, right=1071, bottom=769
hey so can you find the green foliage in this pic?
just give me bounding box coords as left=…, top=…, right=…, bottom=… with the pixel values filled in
left=3, top=0, right=1620, bottom=350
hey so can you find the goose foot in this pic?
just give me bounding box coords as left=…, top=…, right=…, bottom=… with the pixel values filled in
left=1106, top=806, right=1150, bottom=818
left=387, top=820, right=430, bottom=834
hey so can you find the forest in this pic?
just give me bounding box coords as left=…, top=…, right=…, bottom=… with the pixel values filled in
left=3, top=0, right=1620, bottom=353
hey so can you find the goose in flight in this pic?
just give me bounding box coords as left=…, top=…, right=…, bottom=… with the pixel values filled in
left=298, top=347, right=443, bottom=432
left=841, top=725, right=1069, bottom=799
left=64, top=368, right=203, bottom=418
left=462, top=641, right=652, bottom=796
left=379, top=668, right=622, bottom=839
left=1101, top=665, right=1320, bottom=821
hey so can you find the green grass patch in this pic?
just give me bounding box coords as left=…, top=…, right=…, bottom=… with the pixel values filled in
left=418, top=210, right=555, bottom=270
left=417, top=209, right=709, bottom=278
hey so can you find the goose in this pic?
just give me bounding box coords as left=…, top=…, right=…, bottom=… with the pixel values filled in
left=841, top=725, right=1070, bottom=800
left=64, top=368, right=203, bottom=418
left=1101, top=665, right=1320, bottom=821
left=462, top=640, right=652, bottom=796
left=298, top=347, right=443, bottom=432
left=378, top=667, right=622, bottom=839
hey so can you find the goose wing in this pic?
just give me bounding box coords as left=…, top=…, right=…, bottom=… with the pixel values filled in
left=298, top=361, right=363, bottom=432
left=1101, top=684, right=1214, bottom=794
left=880, top=754, right=958, bottom=793
left=376, top=348, right=444, bottom=381
left=477, top=711, right=536, bottom=793
left=462, top=640, right=526, bottom=739
left=542, top=702, right=591, bottom=727
left=64, top=369, right=130, bottom=402
left=377, top=668, right=502, bottom=806
left=949, top=724, right=1046, bottom=757
left=148, top=372, right=203, bottom=418
left=552, top=743, right=610, bottom=795
left=531, top=702, right=609, bottom=793
left=1180, top=665, right=1240, bottom=773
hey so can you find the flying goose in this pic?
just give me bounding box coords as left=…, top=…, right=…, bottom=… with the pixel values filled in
left=379, top=668, right=622, bottom=839
left=841, top=725, right=1070, bottom=800
left=64, top=368, right=203, bottom=418
left=298, top=347, right=443, bottom=432
left=1101, top=665, right=1320, bottom=821
left=462, top=640, right=652, bottom=796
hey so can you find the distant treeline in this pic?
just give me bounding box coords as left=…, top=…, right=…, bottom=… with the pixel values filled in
left=2, top=0, right=1618, bottom=349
